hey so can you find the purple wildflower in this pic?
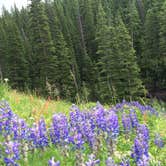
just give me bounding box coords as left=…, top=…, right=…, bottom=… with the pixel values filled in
left=4, top=141, right=20, bottom=163
left=154, top=134, right=164, bottom=148
left=119, top=158, right=130, bottom=166
left=50, top=114, right=69, bottom=145
left=129, top=110, right=139, bottom=128
left=37, top=118, right=48, bottom=147
left=137, top=124, right=149, bottom=142
left=105, top=111, right=119, bottom=138
left=137, top=155, right=149, bottom=166
left=70, top=128, right=84, bottom=149
left=4, top=157, right=19, bottom=166
left=29, top=119, right=48, bottom=148
left=85, top=154, right=100, bottom=166
left=48, top=157, right=60, bottom=166
left=132, top=125, right=149, bottom=165
left=106, top=157, right=117, bottom=166
left=122, top=113, right=131, bottom=133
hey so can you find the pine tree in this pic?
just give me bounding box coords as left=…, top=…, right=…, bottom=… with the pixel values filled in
left=79, top=0, right=95, bottom=58
left=96, top=6, right=145, bottom=102
left=45, top=0, right=80, bottom=100
left=53, top=16, right=77, bottom=99
left=0, top=22, right=8, bottom=80
left=5, top=20, right=28, bottom=89
left=112, top=15, right=145, bottom=100
left=0, top=0, right=164, bottom=101
left=141, top=0, right=164, bottom=90
left=159, top=1, right=166, bottom=89
left=29, top=0, right=56, bottom=94
left=95, top=2, right=115, bottom=101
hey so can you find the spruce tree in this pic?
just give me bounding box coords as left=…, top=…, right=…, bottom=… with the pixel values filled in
left=112, top=15, right=145, bottom=100
left=5, top=20, right=28, bottom=89
left=52, top=15, right=77, bottom=99
left=96, top=7, right=144, bottom=101
left=45, top=0, right=80, bottom=100
left=95, top=2, right=115, bottom=101
left=79, top=0, right=95, bottom=58
left=29, top=0, right=56, bottom=94
left=159, top=1, right=166, bottom=89
left=0, top=23, right=8, bottom=80
left=141, top=0, right=164, bottom=90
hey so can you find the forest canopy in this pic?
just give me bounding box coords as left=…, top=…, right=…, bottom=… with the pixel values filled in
left=0, top=0, right=165, bottom=102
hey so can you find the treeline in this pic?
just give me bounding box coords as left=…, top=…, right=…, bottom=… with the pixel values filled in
left=0, top=0, right=165, bottom=102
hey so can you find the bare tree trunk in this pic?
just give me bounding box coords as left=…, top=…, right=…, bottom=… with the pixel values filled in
left=136, top=0, right=145, bottom=22
left=77, top=5, right=87, bottom=56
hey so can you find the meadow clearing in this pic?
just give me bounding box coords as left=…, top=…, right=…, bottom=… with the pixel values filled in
left=0, top=84, right=166, bottom=166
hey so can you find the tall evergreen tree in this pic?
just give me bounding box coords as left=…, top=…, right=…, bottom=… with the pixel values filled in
left=96, top=6, right=144, bottom=101
left=141, top=0, right=164, bottom=90
left=5, top=20, right=28, bottom=89
left=0, top=0, right=165, bottom=101
left=0, top=22, right=8, bottom=79
left=112, top=15, right=145, bottom=100
left=159, top=1, right=166, bottom=89
left=29, top=0, right=56, bottom=94
left=95, top=2, right=115, bottom=101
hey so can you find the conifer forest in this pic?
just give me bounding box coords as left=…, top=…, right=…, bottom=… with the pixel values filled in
left=0, top=1, right=166, bottom=166
left=0, top=0, right=165, bottom=102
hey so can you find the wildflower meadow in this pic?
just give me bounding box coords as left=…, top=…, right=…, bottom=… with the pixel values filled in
left=0, top=96, right=166, bottom=166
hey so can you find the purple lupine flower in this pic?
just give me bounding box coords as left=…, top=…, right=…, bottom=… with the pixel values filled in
left=122, top=113, right=131, bottom=133
left=114, top=100, right=157, bottom=116
left=105, top=111, right=119, bottom=138
left=50, top=114, right=69, bottom=145
left=70, top=104, right=80, bottom=112
left=69, top=107, right=85, bottom=132
left=94, top=105, right=106, bottom=132
left=19, top=119, right=29, bottom=140
left=85, top=154, right=100, bottom=166
left=48, top=157, right=60, bottom=166
left=12, top=116, right=29, bottom=141
left=129, top=109, right=139, bottom=128
left=144, top=105, right=158, bottom=116
left=136, top=155, right=149, bottom=166
left=37, top=118, right=48, bottom=147
left=12, top=116, right=20, bottom=140
left=2, top=110, right=14, bottom=137
left=28, top=125, right=37, bottom=146
left=119, top=158, right=130, bottom=166
left=4, top=157, right=19, bottom=166
left=29, top=119, right=48, bottom=148
left=154, top=134, right=164, bottom=148
left=70, top=128, right=84, bottom=149
left=4, top=141, right=20, bottom=163
left=0, top=121, right=2, bottom=133
left=81, top=118, right=96, bottom=147
left=132, top=124, right=149, bottom=165
left=106, top=157, right=117, bottom=166
left=105, top=111, right=119, bottom=155
left=137, top=125, right=149, bottom=142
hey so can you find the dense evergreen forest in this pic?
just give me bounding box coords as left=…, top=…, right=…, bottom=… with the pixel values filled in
left=0, top=0, right=165, bottom=102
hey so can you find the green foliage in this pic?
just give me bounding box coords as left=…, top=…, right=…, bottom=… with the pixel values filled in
left=0, top=83, right=6, bottom=99
left=0, top=0, right=165, bottom=102
left=0, top=88, right=166, bottom=165
left=141, top=0, right=165, bottom=90
left=95, top=4, right=145, bottom=102
left=159, top=1, right=166, bottom=89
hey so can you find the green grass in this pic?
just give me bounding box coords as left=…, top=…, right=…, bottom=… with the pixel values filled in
left=0, top=83, right=166, bottom=165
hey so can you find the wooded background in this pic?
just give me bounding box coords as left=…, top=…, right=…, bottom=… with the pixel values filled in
left=0, top=0, right=165, bottom=102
